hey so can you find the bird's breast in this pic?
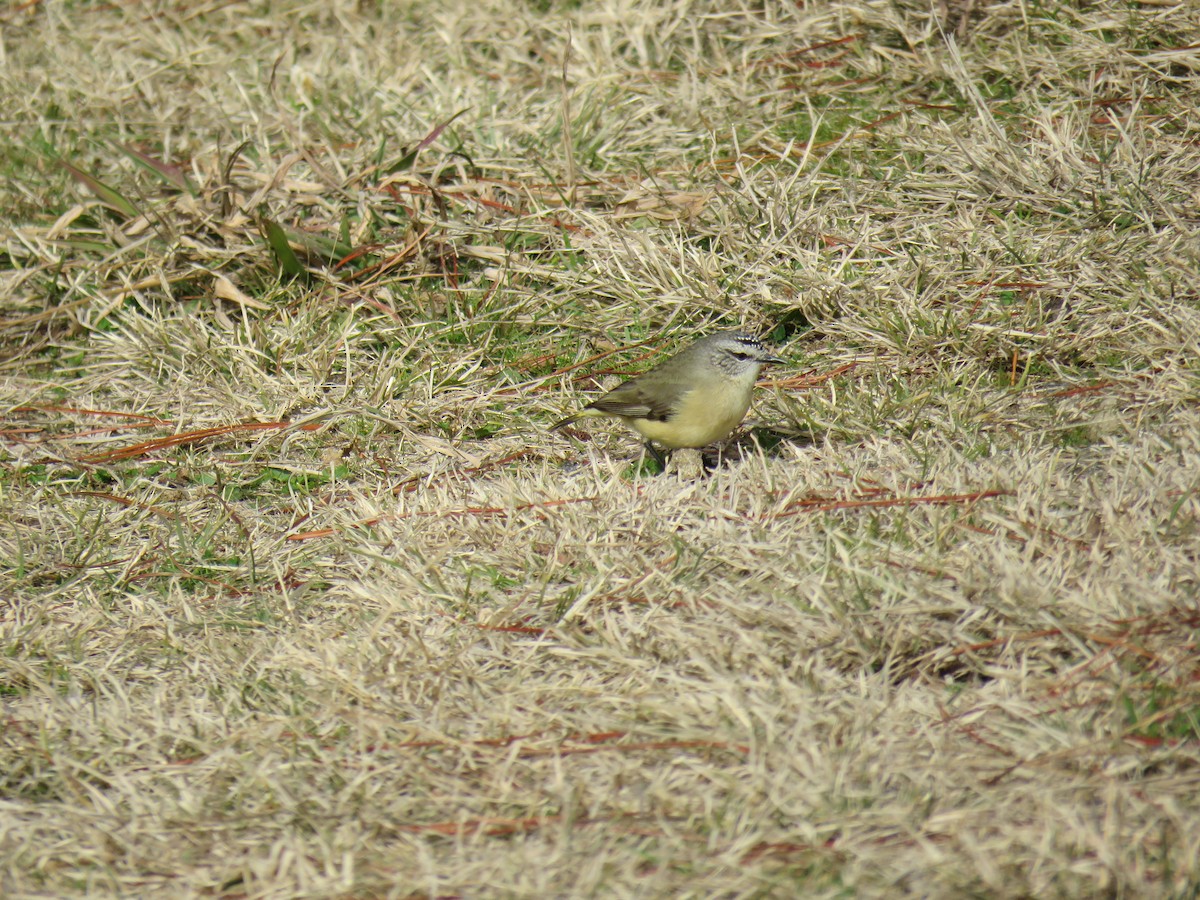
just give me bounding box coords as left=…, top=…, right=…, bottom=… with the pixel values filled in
left=628, top=380, right=753, bottom=448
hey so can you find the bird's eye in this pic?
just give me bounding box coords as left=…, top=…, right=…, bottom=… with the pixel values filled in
left=731, top=351, right=752, bottom=361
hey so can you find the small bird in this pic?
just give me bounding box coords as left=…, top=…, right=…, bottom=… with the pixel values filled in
left=550, top=331, right=784, bottom=464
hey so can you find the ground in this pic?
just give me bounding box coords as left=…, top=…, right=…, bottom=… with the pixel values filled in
left=2, top=0, right=1199, bottom=896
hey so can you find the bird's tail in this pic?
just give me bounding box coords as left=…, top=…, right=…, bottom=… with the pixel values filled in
left=549, top=414, right=578, bottom=431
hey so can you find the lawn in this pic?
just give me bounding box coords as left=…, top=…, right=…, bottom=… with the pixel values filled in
left=2, top=0, right=1199, bottom=896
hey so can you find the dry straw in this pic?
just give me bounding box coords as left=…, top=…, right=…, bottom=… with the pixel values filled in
left=2, top=0, right=1199, bottom=896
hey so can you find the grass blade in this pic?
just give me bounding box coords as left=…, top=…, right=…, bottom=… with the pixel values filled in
left=59, top=159, right=140, bottom=219
left=257, top=216, right=307, bottom=279
left=114, top=142, right=198, bottom=195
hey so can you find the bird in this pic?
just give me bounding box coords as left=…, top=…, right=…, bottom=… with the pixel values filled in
left=550, top=331, right=784, bottom=465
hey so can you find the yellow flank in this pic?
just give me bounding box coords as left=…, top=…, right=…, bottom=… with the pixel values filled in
left=626, top=380, right=751, bottom=449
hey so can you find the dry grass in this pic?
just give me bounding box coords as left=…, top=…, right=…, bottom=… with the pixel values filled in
left=3, top=0, right=1200, bottom=896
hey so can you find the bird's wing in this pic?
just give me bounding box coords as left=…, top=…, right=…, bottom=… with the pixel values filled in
left=585, top=373, right=690, bottom=422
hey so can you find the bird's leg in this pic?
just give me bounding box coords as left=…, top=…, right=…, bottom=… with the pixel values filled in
left=643, top=441, right=668, bottom=473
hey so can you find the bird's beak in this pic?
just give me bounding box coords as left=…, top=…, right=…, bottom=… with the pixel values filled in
left=763, top=354, right=785, bottom=366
